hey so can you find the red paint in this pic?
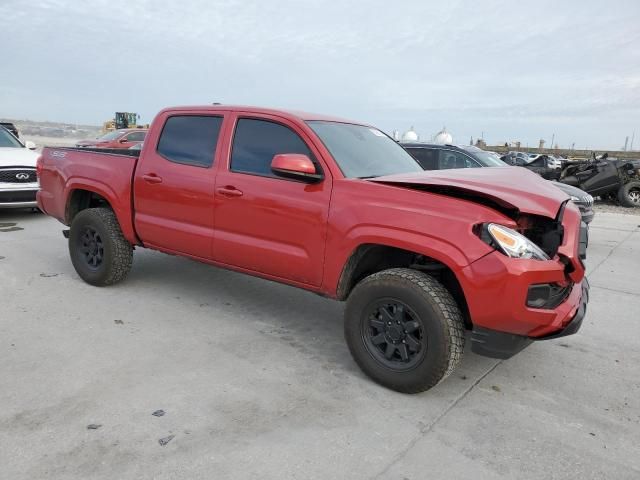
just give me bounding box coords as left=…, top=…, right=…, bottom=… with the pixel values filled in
left=271, top=153, right=316, bottom=174
left=38, top=105, right=586, bottom=339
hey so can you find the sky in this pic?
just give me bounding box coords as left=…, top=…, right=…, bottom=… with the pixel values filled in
left=1, top=0, right=639, bottom=150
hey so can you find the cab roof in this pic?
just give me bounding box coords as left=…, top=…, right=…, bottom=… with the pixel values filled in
left=160, top=105, right=365, bottom=125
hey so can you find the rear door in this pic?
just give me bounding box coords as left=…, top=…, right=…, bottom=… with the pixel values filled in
left=212, top=113, right=332, bottom=286
left=133, top=112, right=226, bottom=258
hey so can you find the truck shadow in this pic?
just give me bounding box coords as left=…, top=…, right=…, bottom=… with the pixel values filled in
left=126, top=249, right=356, bottom=374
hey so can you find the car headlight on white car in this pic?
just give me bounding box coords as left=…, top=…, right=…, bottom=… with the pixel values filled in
left=485, top=223, right=550, bottom=260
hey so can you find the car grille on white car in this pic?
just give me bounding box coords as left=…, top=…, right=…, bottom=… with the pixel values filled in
left=0, top=168, right=38, bottom=183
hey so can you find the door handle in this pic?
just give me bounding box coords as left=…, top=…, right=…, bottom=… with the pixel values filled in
left=142, top=173, right=163, bottom=184
left=216, top=186, right=243, bottom=197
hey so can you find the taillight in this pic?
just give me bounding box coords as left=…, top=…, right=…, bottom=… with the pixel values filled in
left=36, top=155, right=44, bottom=177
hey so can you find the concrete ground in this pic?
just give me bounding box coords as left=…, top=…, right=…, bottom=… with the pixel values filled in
left=0, top=210, right=638, bottom=480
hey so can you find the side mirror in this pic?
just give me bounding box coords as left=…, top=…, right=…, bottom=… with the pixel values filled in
left=25, top=140, right=37, bottom=150
left=119, top=138, right=128, bottom=143
left=271, top=154, right=323, bottom=183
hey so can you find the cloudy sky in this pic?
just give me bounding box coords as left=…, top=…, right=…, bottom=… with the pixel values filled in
left=1, top=0, right=639, bottom=149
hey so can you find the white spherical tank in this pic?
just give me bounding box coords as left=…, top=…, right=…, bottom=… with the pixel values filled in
left=433, top=128, right=452, bottom=145
left=401, top=126, right=419, bottom=142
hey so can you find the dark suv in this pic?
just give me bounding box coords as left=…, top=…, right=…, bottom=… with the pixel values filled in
left=402, top=143, right=594, bottom=224
left=401, top=143, right=505, bottom=170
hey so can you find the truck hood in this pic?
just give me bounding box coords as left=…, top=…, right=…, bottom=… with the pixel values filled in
left=370, top=167, right=569, bottom=218
left=0, top=146, right=40, bottom=167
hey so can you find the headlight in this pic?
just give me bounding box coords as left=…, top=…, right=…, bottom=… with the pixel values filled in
left=570, top=195, right=580, bottom=202
left=485, top=223, right=550, bottom=260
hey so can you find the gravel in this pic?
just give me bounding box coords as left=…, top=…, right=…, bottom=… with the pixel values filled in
left=593, top=199, right=640, bottom=216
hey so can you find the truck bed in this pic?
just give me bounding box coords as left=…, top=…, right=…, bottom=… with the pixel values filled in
left=38, top=146, right=140, bottom=243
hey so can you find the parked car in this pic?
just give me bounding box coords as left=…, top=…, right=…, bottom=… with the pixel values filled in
left=501, top=151, right=530, bottom=165
left=402, top=143, right=594, bottom=223
left=551, top=182, right=594, bottom=224
left=37, top=105, right=589, bottom=393
left=0, top=126, right=40, bottom=208
left=400, top=144, right=506, bottom=169
left=0, top=122, right=20, bottom=138
left=520, top=154, right=563, bottom=180
left=560, top=153, right=640, bottom=207
left=76, top=129, right=147, bottom=149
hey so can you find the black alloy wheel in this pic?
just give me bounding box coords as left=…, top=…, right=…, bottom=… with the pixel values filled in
left=361, top=299, right=425, bottom=371
left=78, top=226, right=104, bottom=269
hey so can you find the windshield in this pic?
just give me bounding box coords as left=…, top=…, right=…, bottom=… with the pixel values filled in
left=471, top=150, right=508, bottom=167
left=460, top=146, right=508, bottom=167
left=0, top=127, right=23, bottom=148
left=97, top=130, right=124, bottom=141
left=306, top=121, right=422, bottom=178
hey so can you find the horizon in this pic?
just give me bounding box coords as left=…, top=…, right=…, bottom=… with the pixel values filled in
left=2, top=0, right=639, bottom=150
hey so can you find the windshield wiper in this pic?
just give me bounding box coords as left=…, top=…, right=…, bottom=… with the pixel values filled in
left=357, top=175, right=380, bottom=179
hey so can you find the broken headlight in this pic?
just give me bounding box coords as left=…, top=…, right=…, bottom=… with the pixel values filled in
left=483, top=224, right=550, bottom=261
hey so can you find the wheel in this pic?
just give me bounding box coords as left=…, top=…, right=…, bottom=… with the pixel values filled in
left=68, top=208, right=133, bottom=286
left=617, top=181, right=640, bottom=208
left=344, top=268, right=465, bottom=393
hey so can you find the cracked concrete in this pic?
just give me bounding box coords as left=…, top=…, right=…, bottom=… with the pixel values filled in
left=1, top=210, right=638, bottom=480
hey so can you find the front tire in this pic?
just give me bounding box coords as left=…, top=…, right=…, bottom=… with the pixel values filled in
left=69, top=208, right=133, bottom=286
left=344, top=268, right=465, bottom=393
left=618, top=181, right=640, bottom=208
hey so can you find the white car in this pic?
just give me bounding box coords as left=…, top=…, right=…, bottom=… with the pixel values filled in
left=0, top=127, right=40, bottom=208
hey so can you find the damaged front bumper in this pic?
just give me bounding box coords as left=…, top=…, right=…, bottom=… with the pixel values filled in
left=470, top=278, right=590, bottom=359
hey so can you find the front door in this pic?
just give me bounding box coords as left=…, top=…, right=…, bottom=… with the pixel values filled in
left=213, top=114, right=332, bottom=286
left=133, top=113, right=225, bottom=258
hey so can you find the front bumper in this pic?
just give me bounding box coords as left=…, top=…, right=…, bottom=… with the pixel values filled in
left=470, top=278, right=590, bottom=359
left=0, top=184, right=39, bottom=208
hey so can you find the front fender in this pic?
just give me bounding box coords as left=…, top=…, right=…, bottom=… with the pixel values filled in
left=323, top=224, right=493, bottom=298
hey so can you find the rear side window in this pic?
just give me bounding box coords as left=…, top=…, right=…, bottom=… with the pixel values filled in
left=157, top=115, right=223, bottom=167
left=406, top=147, right=438, bottom=170
left=231, top=118, right=312, bottom=177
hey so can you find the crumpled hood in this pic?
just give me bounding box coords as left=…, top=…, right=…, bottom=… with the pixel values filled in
left=0, top=146, right=40, bottom=167
left=370, top=167, right=569, bottom=218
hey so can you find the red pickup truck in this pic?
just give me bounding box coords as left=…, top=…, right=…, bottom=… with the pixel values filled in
left=37, top=105, right=589, bottom=393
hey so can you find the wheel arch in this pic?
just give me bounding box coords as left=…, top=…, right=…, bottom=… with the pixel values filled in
left=64, top=180, right=138, bottom=244
left=336, top=243, right=472, bottom=329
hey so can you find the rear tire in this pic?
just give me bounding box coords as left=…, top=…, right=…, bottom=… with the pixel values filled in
left=344, top=268, right=465, bottom=393
left=69, top=208, right=133, bottom=286
left=618, top=181, right=640, bottom=208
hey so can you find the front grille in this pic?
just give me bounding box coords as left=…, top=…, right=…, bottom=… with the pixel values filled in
left=0, top=169, right=37, bottom=183
left=574, top=195, right=594, bottom=207
left=0, top=190, right=37, bottom=203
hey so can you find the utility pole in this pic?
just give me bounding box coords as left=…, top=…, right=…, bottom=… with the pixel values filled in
left=631, top=131, right=635, bottom=151
left=550, top=133, right=555, bottom=152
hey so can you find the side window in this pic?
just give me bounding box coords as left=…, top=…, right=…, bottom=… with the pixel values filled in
left=157, top=115, right=223, bottom=167
left=407, top=148, right=438, bottom=170
left=231, top=118, right=312, bottom=177
left=438, top=150, right=479, bottom=169
left=126, top=131, right=146, bottom=142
